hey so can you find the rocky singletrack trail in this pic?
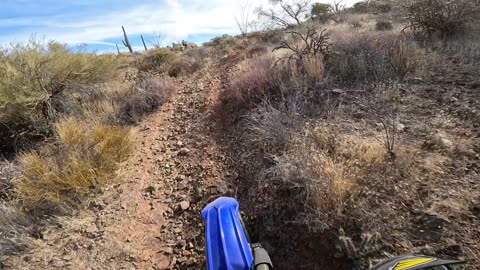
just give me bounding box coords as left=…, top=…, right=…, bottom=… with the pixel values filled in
left=7, top=61, right=234, bottom=270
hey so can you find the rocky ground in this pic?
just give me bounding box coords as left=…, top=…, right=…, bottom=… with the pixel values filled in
left=3, top=61, right=234, bottom=270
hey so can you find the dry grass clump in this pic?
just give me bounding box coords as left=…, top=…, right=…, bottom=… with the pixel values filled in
left=227, top=55, right=274, bottom=108
left=15, top=118, right=134, bottom=213
left=115, top=76, right=177, bottom=124
left=259, top=124, right=391, bottom=231
left=328, top=32, right=424, bottom=85
left=246, top=102, right=299, bottom=151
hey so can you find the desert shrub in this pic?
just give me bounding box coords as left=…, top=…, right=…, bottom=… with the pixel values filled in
left=311, top=3, right=333, bottom=22
left=247, top=102, right=298, bottom=151
left=328, top=32, right=423, bottom=84
left=274, top=28, right=333, bottom=81
left=0, top=40, right=119, bottom=153
left=115, top=76, right=177, bottom=124
left=257, top=124, right=391, bottom=232
left=0, top=161, right=17, bottom=201
left=375, top=20, right=393, bottom=31
left=15, top=118, right=134, bottom=213
left=204, top=34, right=238, bottom=54
left=136, top=48, right=201, bottom=77
left=246, top=43, right=269, bottom=58
left=351, top=1, right=370, bottom=13
left=248, top=29, right=285, bottom=44
left=351, top=19, right=363, bottom=29
left=167, top=55, right=202, bottom=77
left=0, top=203, right=33, bottom=256
left=433, top=35, right=480, bottom=74
left=403, top=0, right=480, bottom=39
left=351, top=1, right=392, bottom=14
left=371, top=2, right=392, bottom=13
left=227, top=55, right=274, bottom=108
left=184, top=46, right=212, bottom=63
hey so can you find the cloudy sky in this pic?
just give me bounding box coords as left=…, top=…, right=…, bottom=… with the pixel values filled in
left=0, top=0, right=360, bottom=52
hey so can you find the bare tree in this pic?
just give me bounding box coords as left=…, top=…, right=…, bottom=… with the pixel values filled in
left=256, top=0, right=312, bottom=28
left=236, top=0, right=251, bottom=37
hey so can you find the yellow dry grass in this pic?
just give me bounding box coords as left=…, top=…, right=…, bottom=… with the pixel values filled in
left=288, top=126, right=391, bottom=212
left=15, top=117, right=135, bottom=211
left=303, top=55, right=325, bottom=80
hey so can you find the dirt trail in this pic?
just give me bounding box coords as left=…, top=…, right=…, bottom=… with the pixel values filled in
left=7, top=62, right=232, bottom=269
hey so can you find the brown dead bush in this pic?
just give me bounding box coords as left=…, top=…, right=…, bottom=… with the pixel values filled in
left=227, top=55, right=274, bottom=108
left=0, top=203, right=33, bottom=257
left=115, top=76, right=177, bottom=124
left=375, top=20, right=393, bottom=31
left=403, top=0, right=480, bottom=39
left=328, top=32, right=423, bottom=85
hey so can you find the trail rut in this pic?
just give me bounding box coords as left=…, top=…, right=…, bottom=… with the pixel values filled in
left=7, top=62, right=232, bottom=270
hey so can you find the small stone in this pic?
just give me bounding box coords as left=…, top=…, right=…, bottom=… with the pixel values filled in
left=332, top=88, right=345, bottom=94
left=182, top=250, right=191, bottom=256
left=432, top=131, right=454, bottom=150
left=186, top=258, right=197, bottom=266
left=177, top=257, right=188, bottom=263
left=179, top=201, right=190, bottom=210
left=177, top=148, right=190, bottom=156
left=395, top=122, right=406, bottom=132
left=175, top=175, right=186, bottom=181
left=164, top=247, right=173, bottom=254
left=174, top=228, right=182, bottom=234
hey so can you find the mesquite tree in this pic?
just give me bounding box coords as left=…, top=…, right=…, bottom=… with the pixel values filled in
left=256, top=0, right=312, bottom=28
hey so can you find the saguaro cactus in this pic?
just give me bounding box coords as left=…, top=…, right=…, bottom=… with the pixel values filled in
left=122, top=26, right=133, bottom=53
left=141, top=35, right=148, bottom=51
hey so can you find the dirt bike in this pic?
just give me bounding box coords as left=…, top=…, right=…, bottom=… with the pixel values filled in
left=202, top=197, right=466, bottom=270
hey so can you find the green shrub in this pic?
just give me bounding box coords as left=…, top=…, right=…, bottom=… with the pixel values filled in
left=311, top=3, right=333, bottom=22
left=351, top=1, right=369, bottom=13
left=0, top=40, right=119, bottom=152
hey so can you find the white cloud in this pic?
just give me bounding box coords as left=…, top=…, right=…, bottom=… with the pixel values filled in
left=0, top=0, right=269, bottom=46
left=0, top=0, right=361, bottom=48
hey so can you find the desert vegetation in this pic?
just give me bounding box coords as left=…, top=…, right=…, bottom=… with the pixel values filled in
left=0, top=37, right=195, bottom=259
left=1, top=0, right=479, bottom=269
left=214, top=0, right=480, bottom=269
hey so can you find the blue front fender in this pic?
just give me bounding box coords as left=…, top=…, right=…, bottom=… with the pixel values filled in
left=202, top=197, right=254, bottom=270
